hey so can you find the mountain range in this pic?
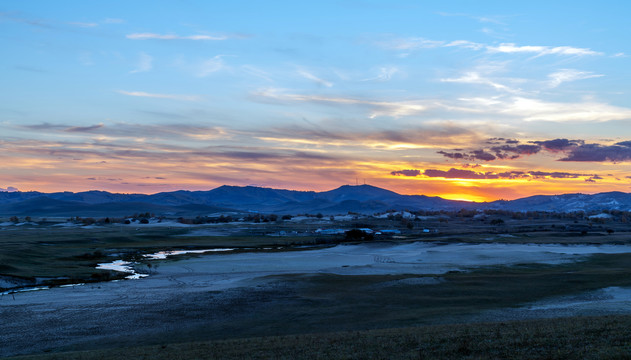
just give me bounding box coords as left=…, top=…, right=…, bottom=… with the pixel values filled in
left=1, top=185, right=631, bottom=217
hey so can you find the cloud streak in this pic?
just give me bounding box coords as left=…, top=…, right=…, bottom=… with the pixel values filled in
left=298, top=69, right=333, bottom=87
left=486, top=43, right=602, bottom=57
left=391, top=167, right=600, bottom=181
left=547, top=69, right=603, bottom=88
left=126, top=33, right=228, bottom=40
left=117, top=90, right=201, bottom=101
left=377, top=35, right=603, bottom=57
left=253, top=88, right=431, bottom=118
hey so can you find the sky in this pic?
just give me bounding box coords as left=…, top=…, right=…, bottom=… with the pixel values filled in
left=1, top=1, right=631, bottom=201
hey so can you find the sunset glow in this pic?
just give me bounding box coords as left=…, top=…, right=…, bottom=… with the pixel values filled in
left=1, top=1, right=630, bottom=200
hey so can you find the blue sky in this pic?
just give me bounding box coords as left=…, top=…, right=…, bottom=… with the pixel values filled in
left=1, top=1, right=631, bottom=201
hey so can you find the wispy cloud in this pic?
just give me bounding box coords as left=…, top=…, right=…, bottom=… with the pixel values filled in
left=297, top=69, right=333, bottom=87
left=259, top=123, right=480, bottom=148
left=376, top=36, right=444, bottom=50
left=68, top=21, right=98, bottom=28
left=130, top=52, right=153, bottom=74
left=65, top=124, right=104, bottom=132
left=21, top=122, right=228, bottom=142
left=117, top=90, right=201, bottom=101
left=377, top=35, right=602, bottom=57
left=253, top=88, right=431, bottom=118
left=457, top=96, right=631, bottom=122
left=197, top=55, right=227, bottom=77
left=126, top=33, right=228, bottom=40
left=440, top=72, right=518, bottom=93
left=443, top=40, right=485, bottom=50
left=547, top=69, right=603, bottom=88
left=487, top=43, right=602, bottom=57
left=363, top=67, right=399, bottom=82
left=241, top=65, right=273, bottom=82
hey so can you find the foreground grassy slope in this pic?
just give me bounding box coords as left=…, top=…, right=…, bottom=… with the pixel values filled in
left=8, top=315, right=631, bottom=360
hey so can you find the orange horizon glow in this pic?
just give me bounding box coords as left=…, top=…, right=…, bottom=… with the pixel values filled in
left=3, top=139, right=631, bottom=202
left=6, top=173, right=631, bottom=203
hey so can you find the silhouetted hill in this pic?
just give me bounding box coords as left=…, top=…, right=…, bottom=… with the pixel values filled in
left=1, top=185, right=631, bottom=217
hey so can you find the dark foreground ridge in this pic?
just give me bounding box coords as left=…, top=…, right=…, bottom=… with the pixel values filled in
left=2, top=184, right=631, bottom=216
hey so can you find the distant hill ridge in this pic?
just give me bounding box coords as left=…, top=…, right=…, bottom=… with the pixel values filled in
left=1, top=184, right=631, bottom=216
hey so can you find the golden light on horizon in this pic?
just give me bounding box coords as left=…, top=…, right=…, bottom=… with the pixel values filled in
left=439, top=194, right=487, bottom=202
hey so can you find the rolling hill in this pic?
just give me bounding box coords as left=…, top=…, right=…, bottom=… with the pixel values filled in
left=1, top=184, right=630, bottom=217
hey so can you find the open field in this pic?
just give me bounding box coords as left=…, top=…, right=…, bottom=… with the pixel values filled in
left=2, top=213, right=630, bottom=285
left=7, top=315, right=631, bottom=360
left=3, top=215, right=631, bottom=358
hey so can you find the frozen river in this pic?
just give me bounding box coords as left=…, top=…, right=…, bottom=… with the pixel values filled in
left=98, top=241, right=631, bottom=284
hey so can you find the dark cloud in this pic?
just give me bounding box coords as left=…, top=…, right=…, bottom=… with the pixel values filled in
left=65, top=124, right=104, bottom=132
left=421, top=168, right=595, bottom=181
left=491, top=144, right=541, bottom=159
left=486, top=138, right=519, bottom=145
left=390, top=169, right=421, bottom=177
left=585, top=175, right=603, bottom=182
left=532, top=138, right=583, bottom=152
left=424, top=168, right=498, bottom=179
left=529, top=171, right=583, bottom=179
left=470, top=150, right=496, bottom=161
left=559, top=144, right=631, bottom=162
left=436, top=149, right=496, bottom=162
left=437, top=151, right=466, bottom=160
left=462, top=163, right=482, bottom=168
left=497, top=171, right=527, bottom=179
left=438, top=138, right=631, bottom=164
left=23, top=122, right=65, bottom=130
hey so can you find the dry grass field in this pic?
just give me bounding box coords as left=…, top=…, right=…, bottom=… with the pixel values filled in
left=3, top=214, right=631, bottom=359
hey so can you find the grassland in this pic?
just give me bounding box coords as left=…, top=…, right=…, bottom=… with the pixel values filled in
left=0, top=221, right=322, bottom=287
left=2, top=214, right=629, bottom=286
left=7, top=315, right=631, bottom=359
left=3, top=214, right=631, bottom=359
